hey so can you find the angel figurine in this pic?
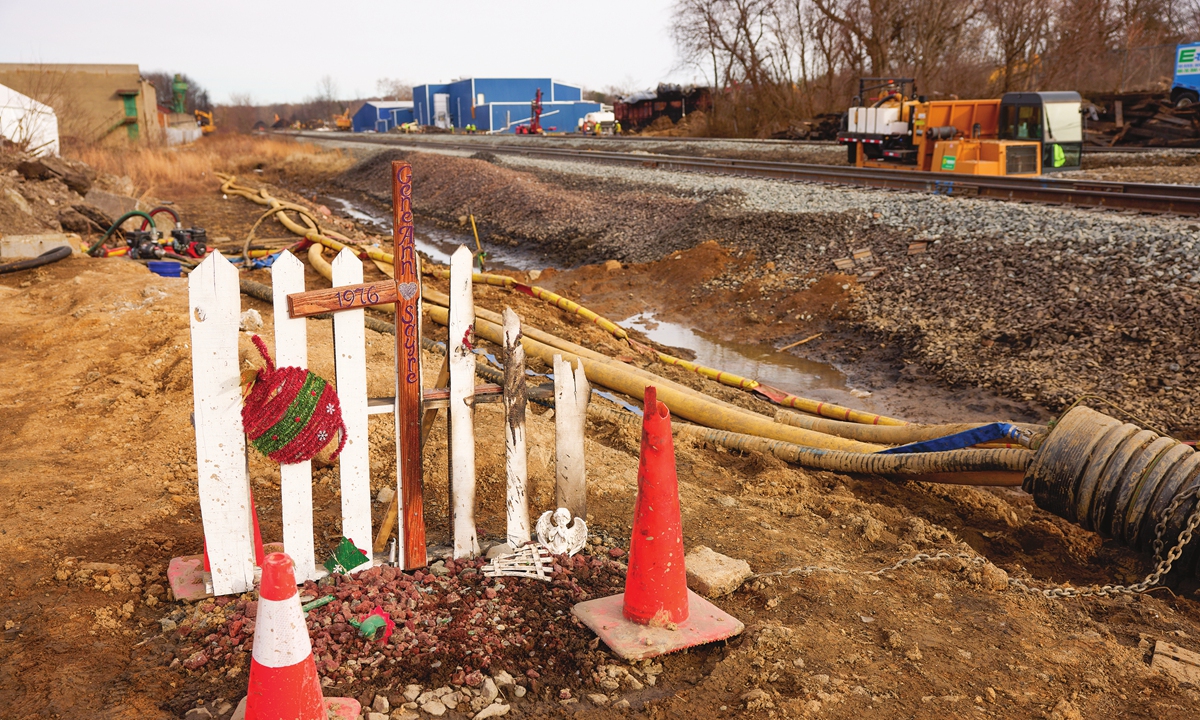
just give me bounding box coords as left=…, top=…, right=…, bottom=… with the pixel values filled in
left=536, top=507, right=587, bottom=556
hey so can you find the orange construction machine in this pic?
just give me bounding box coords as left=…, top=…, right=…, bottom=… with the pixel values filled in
left=838, top=78, right=1083, bottom=176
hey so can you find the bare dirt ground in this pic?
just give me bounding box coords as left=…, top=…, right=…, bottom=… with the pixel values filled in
left=2, top=139, right=1199, bottom=719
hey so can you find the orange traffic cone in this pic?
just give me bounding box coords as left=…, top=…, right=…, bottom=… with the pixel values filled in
left=242, top=552, right=360, bottom=720
left=572, top=386, right=744, bottom=660
left=623, top=385, right=689, bottom=626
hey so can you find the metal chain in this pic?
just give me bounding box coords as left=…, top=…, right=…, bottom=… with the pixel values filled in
left=753, top=486, right=1200, bottom=600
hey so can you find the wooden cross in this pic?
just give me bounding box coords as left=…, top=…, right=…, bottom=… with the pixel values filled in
left=281, top=161, right=437, bottom=570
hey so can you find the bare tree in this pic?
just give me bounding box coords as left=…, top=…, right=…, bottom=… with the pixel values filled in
left=375, top=78, right=413, bottom=101
left=983, top=0, right=1051, bottom=92
left=216, top=92, right=259, bottom=134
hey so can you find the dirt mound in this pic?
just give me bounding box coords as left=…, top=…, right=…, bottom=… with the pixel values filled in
left=334, top=150, right=707, bottom=265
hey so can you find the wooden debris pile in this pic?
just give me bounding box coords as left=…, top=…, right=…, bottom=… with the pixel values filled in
left=1086, top=93, right=1200, bottom=147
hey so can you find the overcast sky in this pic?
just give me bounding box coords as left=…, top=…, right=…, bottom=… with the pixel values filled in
left=0, top=1, right=696, bottom=104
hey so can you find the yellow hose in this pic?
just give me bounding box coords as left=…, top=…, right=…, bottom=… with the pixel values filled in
left=310, top=241, right=1028, bottom=474
left=218, top=176, right=902, bottom=426
left=425, top=303, right=882, bottom=453
left=587, top=405, right=1027, bottom=482
left=424, top=268, right=907, bottom=425
left=775, top=410, right=1048, bottom=445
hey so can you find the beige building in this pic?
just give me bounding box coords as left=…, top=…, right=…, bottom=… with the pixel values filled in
left=0, top=63, right=162, bottom=145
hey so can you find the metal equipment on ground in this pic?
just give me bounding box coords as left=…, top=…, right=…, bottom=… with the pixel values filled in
left=838, top=78, right=1083, bottom=175
left=195, top=109, right=215, bottom=135
left=514, top=89, right=545, bottom=135
left=578, top=110, right=616, bottom=135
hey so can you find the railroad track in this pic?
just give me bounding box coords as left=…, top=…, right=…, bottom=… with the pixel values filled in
left=296, top=132, right=1200, bottom=216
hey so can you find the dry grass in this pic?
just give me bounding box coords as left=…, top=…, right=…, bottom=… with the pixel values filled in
left=67, top=134, right=353, bottom=196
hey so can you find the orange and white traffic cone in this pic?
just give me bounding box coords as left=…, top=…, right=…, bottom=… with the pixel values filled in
left=572, top=386, right=744, bottom=660
left=241, top=552, right=360, bottom=720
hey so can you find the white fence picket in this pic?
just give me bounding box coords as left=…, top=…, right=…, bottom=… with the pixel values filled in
left=503, top=308, right=530, bottom=547
left=332, top=248, right=373, bottom=560
left=449, top=246, right=479, bottom=559
left=271, top=251, right=318, bottom=582
left=189, top=252, right=256, bottom=596
left=554, top=354, right=590, bottom=519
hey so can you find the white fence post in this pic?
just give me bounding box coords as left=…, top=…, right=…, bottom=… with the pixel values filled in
left=332, top=248, right=373, bottom=561
left=503, top=308, right=530, bottom=547
left=554, top=354, right=590, bottom=519
left=271, top=251, right=318, bottom=582
left=189, top=251, right=256, bottom=596
left=449, top=246, right=479, bottom=559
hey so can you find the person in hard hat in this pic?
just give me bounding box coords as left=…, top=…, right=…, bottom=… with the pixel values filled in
left=615, top=121, right=622, bottom=135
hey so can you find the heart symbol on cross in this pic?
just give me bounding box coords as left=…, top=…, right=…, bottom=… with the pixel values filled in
left=397, top=282, right=418, bottom=300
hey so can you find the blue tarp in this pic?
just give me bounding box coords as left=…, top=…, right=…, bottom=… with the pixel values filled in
left=876, top=423, right=1028, bottom=454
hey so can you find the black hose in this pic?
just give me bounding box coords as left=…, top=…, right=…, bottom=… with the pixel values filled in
left=0, top=245, right=72, bottom=274
left=88, top=210, right=158, bottom=256
left=1024, top=406, right=1200, bottom=580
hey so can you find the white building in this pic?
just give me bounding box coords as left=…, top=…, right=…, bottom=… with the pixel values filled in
left=0, top=82, right=59, bottom=156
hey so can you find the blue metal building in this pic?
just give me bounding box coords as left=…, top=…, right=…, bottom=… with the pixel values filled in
left=352, top=101, right=415, bottom=133
left=412, top=78, right=601, bottom=133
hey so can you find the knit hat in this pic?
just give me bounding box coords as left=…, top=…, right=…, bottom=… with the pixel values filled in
left=242, top=335, right=347, bottom=464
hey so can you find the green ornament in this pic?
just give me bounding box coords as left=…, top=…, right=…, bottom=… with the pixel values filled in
left=323, top=537, right=370, bottom=575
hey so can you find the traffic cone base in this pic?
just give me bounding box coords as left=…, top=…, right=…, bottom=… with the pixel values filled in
left=572, top=589, right=744, bottom=661
left=572, top=386, right=743, bottom=660
left=231, top=696, right=360, bottom=720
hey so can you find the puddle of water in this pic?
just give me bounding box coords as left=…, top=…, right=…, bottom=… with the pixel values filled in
left=324, top=196, right=552, bottom=272
left=621, top=312, right=881, bottom=411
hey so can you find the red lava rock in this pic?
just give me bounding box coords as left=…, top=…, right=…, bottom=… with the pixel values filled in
left=182, top=651, right=209, bottom=670
left=162, top=551, right=627, bottom=698
left=608, top=548, right=626, bottom=558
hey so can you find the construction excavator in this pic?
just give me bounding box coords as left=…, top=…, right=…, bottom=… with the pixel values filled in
left=194, top=110, right=215, bottom=135
left=334, top=108, right=352, bottom=131
left=837, top=78, right=1083, bottom=176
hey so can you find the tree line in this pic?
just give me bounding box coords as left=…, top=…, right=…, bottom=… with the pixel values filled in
left=671, top=0, right=1200, bottom=136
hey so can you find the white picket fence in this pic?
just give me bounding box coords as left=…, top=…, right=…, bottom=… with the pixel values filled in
left=189, top=248, right=390, bottom=595
left=188, top=246, right=589, bottom=597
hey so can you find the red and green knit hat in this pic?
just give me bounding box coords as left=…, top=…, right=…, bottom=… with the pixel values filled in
left=242, top=335, right=347, bottom=464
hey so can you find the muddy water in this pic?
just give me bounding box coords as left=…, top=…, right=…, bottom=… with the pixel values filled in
left=325, top=196, right=550, bottom=272
left=620, top=311, right=886, bottom=414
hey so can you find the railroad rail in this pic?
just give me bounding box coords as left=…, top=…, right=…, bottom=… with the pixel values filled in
left=294, top=132, right=1200, bottom=216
